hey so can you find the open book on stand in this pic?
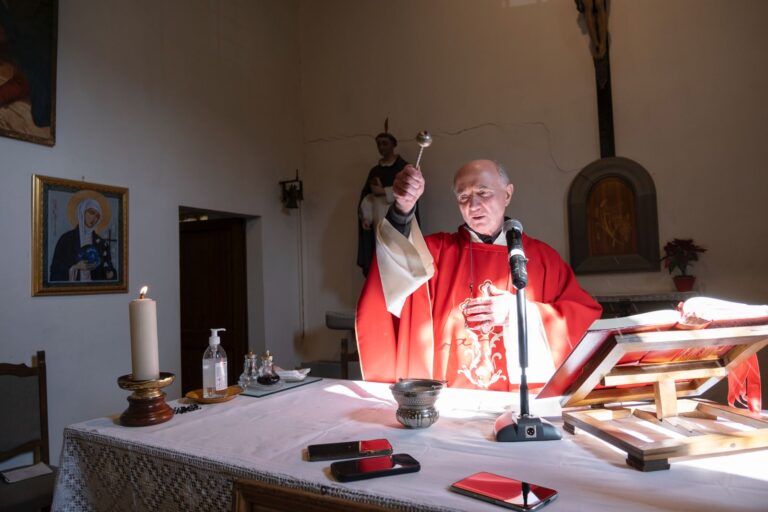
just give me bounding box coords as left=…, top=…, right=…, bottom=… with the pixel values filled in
left=537, top=296, right=768, bottom=471
left=590, top=296, right=768, bottom=332
left=539, top=296, right=768, bottom=400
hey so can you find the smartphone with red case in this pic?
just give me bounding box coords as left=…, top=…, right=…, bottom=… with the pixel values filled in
left=450, top=471, right=558, bottom=511
left=306, top=439, right=393, bottom=462
left=330, top=453, right=420, bottom=482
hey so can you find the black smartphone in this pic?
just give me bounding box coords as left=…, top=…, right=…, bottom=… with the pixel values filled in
left=330, top=453, right=420, bottom=482
left=306, top=439, right=393, bottom=462
left=450, top=471, right=558, bottom=511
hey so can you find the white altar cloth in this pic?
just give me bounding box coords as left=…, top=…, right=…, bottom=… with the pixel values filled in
left=52, top=379, right=768, bottom=511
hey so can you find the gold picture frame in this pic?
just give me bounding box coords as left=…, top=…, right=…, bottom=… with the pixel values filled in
left=32, top=175, right=128, bottom=296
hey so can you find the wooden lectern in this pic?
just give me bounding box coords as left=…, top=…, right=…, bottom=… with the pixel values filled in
left=539, top=322, right=768, bottom=471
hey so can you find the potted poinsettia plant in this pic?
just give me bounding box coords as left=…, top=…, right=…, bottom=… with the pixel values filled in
left=661, top=238, right=706, bottom=292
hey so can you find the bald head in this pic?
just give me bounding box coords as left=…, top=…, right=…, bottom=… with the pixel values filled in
left=454, top=160, right=510, bottom=189
left=453, top=160, right=514, bottom=236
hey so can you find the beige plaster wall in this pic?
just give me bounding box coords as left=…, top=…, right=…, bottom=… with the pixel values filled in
left=0, top=0, right=303, bottom=464
left=297, top=0, right=768, bottom=371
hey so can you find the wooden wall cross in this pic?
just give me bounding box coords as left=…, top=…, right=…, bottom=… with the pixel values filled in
left=576, top=0, right=614, bottom=158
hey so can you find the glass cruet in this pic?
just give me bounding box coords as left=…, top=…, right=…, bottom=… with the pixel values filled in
left=256, top=350, right=280, bottom=385
left=238, top=352, right=258, bottom=388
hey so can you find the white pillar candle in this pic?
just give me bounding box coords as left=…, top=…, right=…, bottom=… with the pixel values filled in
left=129, top=286, right=160, bottom=380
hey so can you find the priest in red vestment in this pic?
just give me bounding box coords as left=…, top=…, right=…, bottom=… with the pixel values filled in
left=356, top=159, right=762, bottom=411
left=356, top=159, right=602, bottom=392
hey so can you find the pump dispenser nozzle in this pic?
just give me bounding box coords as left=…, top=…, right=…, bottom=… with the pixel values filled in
left=209, top=328, right=226, bottom=346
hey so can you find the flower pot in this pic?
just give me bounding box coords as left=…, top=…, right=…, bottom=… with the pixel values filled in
left=673, top=275, right=696, bottom=292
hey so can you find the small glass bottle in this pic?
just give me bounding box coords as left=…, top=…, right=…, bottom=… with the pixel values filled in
left=238, top=352, right=258, bottom=388
left=256, top=350, right=280, bottom=385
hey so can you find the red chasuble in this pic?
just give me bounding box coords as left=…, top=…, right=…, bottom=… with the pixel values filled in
left=355, top=228, right=603, bottom=391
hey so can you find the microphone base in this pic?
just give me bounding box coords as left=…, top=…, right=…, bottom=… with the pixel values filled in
left=494, top=412, right=562, bottom=442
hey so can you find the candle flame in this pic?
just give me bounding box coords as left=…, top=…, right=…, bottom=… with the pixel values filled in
left=139, top=286, right=148, bottom=299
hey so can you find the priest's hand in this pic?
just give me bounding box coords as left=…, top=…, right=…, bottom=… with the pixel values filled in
left=463, top=283, right=515, bottom=332
left=392, top=165, right=424, bottom=214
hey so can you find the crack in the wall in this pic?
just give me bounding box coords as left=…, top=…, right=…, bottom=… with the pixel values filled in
left=304, top=121, right=581, bottom=174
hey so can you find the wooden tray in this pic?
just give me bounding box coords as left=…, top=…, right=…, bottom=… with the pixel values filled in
left=185, top=385, right=242, bottom=404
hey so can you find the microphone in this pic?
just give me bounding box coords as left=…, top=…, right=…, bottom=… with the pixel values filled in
left=504, top=219, right=528, bottom=289
left=495, top=218, right=561, bottom=442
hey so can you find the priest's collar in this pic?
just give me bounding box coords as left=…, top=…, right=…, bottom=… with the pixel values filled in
left=462, top=218, right=510, bottom=246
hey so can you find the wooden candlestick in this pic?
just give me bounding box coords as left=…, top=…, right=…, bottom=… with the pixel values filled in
left=117, top=372, right=175, bottom=427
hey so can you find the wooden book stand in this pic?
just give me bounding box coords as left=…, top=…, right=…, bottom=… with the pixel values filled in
left=539, top=324, right=768, bottom=471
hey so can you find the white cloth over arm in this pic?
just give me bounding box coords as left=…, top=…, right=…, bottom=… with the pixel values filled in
left=374, top=218, right=434, bottom=317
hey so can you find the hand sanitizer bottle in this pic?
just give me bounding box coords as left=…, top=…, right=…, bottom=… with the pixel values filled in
left=203, top=328, right=228, bottom=398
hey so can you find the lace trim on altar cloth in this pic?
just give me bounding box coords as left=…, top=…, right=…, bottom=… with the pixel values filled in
left=52, top=428, right=453, bottom=512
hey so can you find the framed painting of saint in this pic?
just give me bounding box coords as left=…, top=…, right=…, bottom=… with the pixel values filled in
left=0, top=0, right=58, bottom=146
left=32, top=175, right=128, bottom=296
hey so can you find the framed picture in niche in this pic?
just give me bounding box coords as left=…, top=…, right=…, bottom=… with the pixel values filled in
left=0, top=0, right=58, bottom=146
left=568, top=157, right=659, bottom=274
left=32, top=175, right=128, bottom=296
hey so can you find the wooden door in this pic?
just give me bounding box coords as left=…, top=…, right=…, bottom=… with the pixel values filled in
left=180, top=218, right=248, bottom=394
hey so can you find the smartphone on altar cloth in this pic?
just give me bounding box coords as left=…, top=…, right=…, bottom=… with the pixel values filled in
left=330, top=453, right=420, bottom=482
left=306, top=439, right=393, bottom=462
left=450, top=471, right=558, bottom=511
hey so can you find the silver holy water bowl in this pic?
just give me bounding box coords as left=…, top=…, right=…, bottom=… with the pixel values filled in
left=390, top=379, right=444, bottom=428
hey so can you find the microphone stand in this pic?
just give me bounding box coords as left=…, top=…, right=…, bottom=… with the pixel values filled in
left=493, top=281, right=561, bottom=442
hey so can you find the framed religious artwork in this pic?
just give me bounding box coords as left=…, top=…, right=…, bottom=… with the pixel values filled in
left=0, top=0, right=58, bottom=146
left=568, top=156, right=660, bottom=274
left=32, top=175, right=128, bottom=296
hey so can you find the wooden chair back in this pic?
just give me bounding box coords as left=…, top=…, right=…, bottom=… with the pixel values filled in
left=0, top=350, right=49, bottom=464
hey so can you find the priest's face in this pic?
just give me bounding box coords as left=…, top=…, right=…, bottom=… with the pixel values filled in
left=454, top=160, right=513, bottom=236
